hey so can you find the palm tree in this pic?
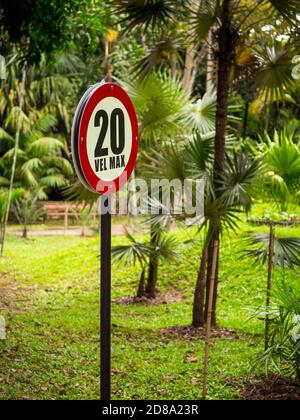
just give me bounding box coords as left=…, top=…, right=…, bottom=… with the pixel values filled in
left=0, top=111, right=73, bottom=193
left=110, top=0, right=299, bottom=326
left=11, top=188, right=46, bottom=238
left=118, top=71, right=192, bottom=296
left=0, top=187, right=23, bottom=237
left=254, top=281, right=300, bottom=382
left=112, top=225, right=179, bottom=298
left=243, top=231, right=300, bottom=349
left=243, top=127, right=300, bottom=347
left=144, top=132, right=262, bottom=325
left=0, top=50, right=82, bottom=255
left=0, top=64, right=26, bottom=256
left=253, top=130, right=300, bottom=211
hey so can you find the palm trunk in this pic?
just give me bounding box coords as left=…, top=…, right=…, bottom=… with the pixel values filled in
left=265, top=223, right=274, bottom=350
left=211, top=240, right=220, bottom=327
left=192, top=245, right=208, bottom=327
left=242, top=101, right=249, bottom=138
left=204, top=0, right=236, bottom=327
left=206, top=29, right=214, bottom=91
left=22, top=225, right=28, bottom=239
left=204, top=231, right=220, bottom=328
left=213, top=0, right=235, bottom=179
left=146, top=257, right=158, bottom=299
left=0, top=65, right=26, bottom=257
left=136, top=268, right=146, bottom=298
left=181, top=0, right=205, bottom=97
left=202, top=240, right=219, bottom=400
left=145, top=224, right=159, bottom=299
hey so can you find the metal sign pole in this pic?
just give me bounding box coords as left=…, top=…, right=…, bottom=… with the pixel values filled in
left=71, top=82, right=138, bottom=400
left=100, top=196, right=111, bottom=400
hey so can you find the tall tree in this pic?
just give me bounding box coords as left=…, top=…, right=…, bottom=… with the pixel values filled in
left=111, top=0, right=300, bottom=326
left=0, top=65, right=26, bottom=256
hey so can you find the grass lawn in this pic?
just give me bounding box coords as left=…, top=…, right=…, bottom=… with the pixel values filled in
left=0, top=215, right=299, bottom=400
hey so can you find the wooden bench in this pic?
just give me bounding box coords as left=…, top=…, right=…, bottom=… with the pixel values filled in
left=39, top=201, right=97, bottom=231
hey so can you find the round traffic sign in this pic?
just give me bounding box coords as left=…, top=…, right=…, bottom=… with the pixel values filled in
left=71, top=82, right=138, bottom=194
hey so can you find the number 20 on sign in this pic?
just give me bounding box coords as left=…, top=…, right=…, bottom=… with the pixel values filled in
left=71, top=82, right=139, bottom=400
left=72, top=82, right=138, bottom=194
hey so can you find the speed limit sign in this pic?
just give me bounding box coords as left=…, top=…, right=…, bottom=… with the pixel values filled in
left=71, top=82, right=138, bottom=195
left=71, top=81, right=139, bottom=401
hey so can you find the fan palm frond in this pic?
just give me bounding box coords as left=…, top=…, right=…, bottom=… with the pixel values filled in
left=203, top=198, right=242, bottom=236
left=268, top=0, right=300, bottom=25
left=154, top=233, right=179, bottom=260
left=254, top=130, right=300, bottom=209
left=134, top=31, right=184, bottom=78
left=191, top=0, right=218, bottom=44
left=143, top=142, right=186, bottom=181
left=110, top=0, right=181, bottom=31
left=218, top=152, right=262, bottom=212
left=187, top=90, right=217, bottom=134
left=123, top=71, right=191, bottom=143
left=111, top=229, right=151, bottom=267
left=254, top=45, right=299, bottom=104
left=242, top=232, right=300, bottom=269
left=64, top=180, right=98, bottom=204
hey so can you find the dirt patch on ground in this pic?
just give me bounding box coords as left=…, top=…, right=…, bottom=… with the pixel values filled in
left=0, top=273, right=15, bottom=309
left=0, top=272, right=38, bottom=311
left=9, top=224, right=132, bottom=237
left=159, top=325, right=240, bottom=341
left=239, top=374, right=300, bottom=400
left=113, top=288, right=184, bottom=306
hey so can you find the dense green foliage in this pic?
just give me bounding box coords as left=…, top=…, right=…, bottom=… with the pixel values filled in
left=0, top=0, right=300, bottom=400
left=0, top=216, right=299, bottom=399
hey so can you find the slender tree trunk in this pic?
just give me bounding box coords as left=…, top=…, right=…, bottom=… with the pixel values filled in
left=205, top=230, right=218, bottom=324
left=242, top=101, right=249, bottom=138
left=146, top=257, right=158, bottom=299
left=265, top=223, right=274, bottom=350
left=0, top=65, right=26, bottom=257
left=203, top=0, right=237, bottom=327
left=264, top=104, right=270, bottom=132
left=192, top=245, right=208, bottom=327
left=213, top=0, right=235, bottom=179
left=136, top=268, right=146, bottom=298
left=22, top=225, right=28, bottom=239
left=181, top=0, right=205, bottom=97
left=145, top=225, right=159, bottom=299
left=202, top=240, right=219, bottom=400
left=206, top=29, right=214, bottom=91
left=128, top=170, right=138, bottom=230
left=211, top=240, right=220, bottom=327
left=205, top=233, right=219, bottom=327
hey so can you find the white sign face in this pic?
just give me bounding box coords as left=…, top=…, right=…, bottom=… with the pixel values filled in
left=72, top=82, right=138, bottom=195
left=86, top=97, right=132, bottom=182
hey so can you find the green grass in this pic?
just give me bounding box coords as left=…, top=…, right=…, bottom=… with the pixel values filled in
left=0, top=217, right=299, bottom=400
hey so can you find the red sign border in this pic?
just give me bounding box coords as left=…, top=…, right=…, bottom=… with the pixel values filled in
left=77, top=83, right=138, bottom=195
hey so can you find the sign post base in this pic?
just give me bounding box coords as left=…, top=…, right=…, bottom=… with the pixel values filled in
left=100, top=196, right=111, bottom=400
